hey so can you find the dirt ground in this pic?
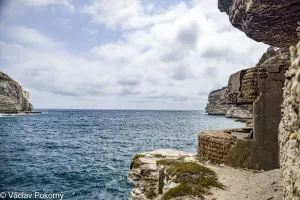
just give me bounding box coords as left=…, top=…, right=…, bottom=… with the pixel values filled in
left=206, top=165, right=282, bottom=200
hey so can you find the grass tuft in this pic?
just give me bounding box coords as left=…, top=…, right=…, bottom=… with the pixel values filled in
left=159, top=161, right=224, bottom=200
left=130, top=154, right=146, bottom=169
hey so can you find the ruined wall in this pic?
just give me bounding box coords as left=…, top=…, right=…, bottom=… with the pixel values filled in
left=198, top=129, right=237, bottom=163
left=224, top=67, right=259, bottom=119
left=199, top=48, right=289, bottom=170
left=279, top=42, right=300, bottom=199
left=252, top=49, right=290, bottom=168
left=225, top=68, right=257, bottom=105
left=226, top=67, right=259, bottom=104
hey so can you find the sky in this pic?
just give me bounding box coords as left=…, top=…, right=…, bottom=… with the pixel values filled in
left=0, top=0, right=268, bottom=110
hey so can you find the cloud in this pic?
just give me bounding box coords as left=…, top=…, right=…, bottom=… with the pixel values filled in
left=177, top=21, right=200, bottom=47
left=19, top=0, right=75, bottom=13
left=90, top=42, right=141, bottom=61
left=1, top=25, right=64, bottom=49
left=0, top=0, right=269, bottom=109
left=81, top=0, right=189, bottom=30
left=82, top=27, right=98, bottom=36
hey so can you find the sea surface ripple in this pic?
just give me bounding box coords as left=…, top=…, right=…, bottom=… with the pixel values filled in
left=0, top=110, right=244, bottom=200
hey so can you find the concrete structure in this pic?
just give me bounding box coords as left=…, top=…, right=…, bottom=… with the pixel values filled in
left=198, top=48, right=290, bottom=170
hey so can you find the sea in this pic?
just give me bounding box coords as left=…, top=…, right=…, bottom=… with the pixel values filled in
left=0, top=110, right=244, bottom=200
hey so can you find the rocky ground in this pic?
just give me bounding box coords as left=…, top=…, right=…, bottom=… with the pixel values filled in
left=128, top=149, right=282, bottom=200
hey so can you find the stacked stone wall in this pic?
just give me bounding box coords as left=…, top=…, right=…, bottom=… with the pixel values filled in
left=198, top=129, right=237, bottom=164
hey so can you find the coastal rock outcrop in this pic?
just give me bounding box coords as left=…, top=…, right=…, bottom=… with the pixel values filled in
left=128, top=149, right=223, bottom=200
left=205, top=87, right=230, bottom=115
left=0, top=72, right=33, bottom=113
left=218, top=0, right=300, bottom=47
left=129, top=149, right=283, bottom=200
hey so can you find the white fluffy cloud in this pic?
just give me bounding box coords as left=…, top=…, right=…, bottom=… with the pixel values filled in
left=0, top=0, right=268, bottom=109
left=81, top=0, right=189, bottom=30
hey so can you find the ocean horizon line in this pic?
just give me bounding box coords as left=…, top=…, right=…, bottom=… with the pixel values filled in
left=33, top=108, right=205, bottom=112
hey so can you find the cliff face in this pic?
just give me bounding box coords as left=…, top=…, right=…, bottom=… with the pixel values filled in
left=218, top=0, right=300, bottom=47
left=218, top=0, right=300, bottom=198
left=279, top=42, right=300, bottom=199
left=205, top=87, right=230, bottom=115
left=0, top=72, right=33, bottom=113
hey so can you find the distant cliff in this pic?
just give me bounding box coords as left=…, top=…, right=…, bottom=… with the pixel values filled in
left=205, top=87, right=230, bottom=115
left=206, top=47, right=289, bottom=120
left=0, top=72, right=33, bottom=113
left=205, top=67, right=259, bottom=119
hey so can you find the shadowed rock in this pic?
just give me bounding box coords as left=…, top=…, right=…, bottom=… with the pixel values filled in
left=218, top=0, right=300, bottom=47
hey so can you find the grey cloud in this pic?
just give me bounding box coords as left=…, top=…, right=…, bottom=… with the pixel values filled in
left=117, top=79, right=139, bottom=86
left=201, top=46, right=230, bottom=58
left=51, top=90, right=82, bottom=97
left=212, top=83, right=227, bottom=91
left=203, top=67, right=217, bottom=77
left=177, top=22, right=199, bottom=47
left=144, top=94, right=196, bottom=103
left=161, top=48, right=183, bottom=62
left=171, top=65, right=194, bottom=81
left=120, top=88, right=140, bottom=96
left=198, top=91, right=209, bottom=96
left=161, top=23, right=200, bottom=63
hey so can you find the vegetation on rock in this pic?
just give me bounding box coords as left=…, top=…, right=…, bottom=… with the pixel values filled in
left=157, top=159, right=224, bottom=200
left=130, top=154, right=146, bottom=169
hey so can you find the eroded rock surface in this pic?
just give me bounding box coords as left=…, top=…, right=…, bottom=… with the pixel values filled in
left=0, top=72, right=33, bottom=113
left=279, top=42, right=300, bottom=199
left=226, top=104, right=253, bottom=119
left=129, top=149, right=198, bottom=200
left=205, top=87, right=230, bottom=115
left=218, top=0, right=300, bottom=47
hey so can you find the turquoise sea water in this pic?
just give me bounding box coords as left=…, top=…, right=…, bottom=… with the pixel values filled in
left=0, top=110, right=243, bottom=200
